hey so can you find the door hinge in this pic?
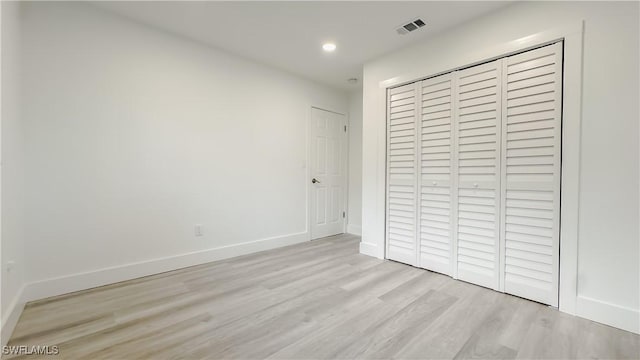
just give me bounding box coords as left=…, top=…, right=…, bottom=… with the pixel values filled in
left=342, top=211, right=346, bottom=218
left=344, top=125, right=347, bottom=132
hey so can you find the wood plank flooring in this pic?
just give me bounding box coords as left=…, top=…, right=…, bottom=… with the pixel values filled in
left=7, top=234, right=640, bottom=359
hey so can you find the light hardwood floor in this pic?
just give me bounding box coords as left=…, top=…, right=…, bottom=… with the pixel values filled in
left=7, top=234, right=640, bottom=359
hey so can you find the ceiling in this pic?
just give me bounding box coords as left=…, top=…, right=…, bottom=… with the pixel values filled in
left=94, top=1, right=511, bottom=91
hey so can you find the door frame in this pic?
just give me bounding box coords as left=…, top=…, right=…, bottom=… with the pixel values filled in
left=377, top=22, right=584, bottom=317
left=307, top=106, right=349, bottom=240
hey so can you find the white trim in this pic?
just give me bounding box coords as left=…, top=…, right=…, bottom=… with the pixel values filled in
left=0, top=0, right=2, bottom=344
left=306, top=105, right=312, bottom=236
left=1, top=285, right=26, bottom=347
left=379, top=23, right=582, bottom=90
left=1, top=231, right=308, bottom=344
left=346, top=223, right=362, bottom=236
left=21, top=232, right=308, bottom=303
left=0, top=1, right=4, bottom=347
left=368, top=21, right=584, bottom=317
left=343, top=112, right=349, bottom=235
left=557, top=25, right=584, bottom=316
left=344, top=110, right=351, bottom=236
left=359, top=241, right=382, bottom=259
left=576, top=295, right=640, bottom=334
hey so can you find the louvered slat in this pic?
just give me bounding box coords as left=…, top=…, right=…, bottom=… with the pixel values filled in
left=387, top=82, right=419, bottom=266
left=419, top=73, right=454, bottom=275
left=500, top=42, right=562, bottom=306
left=454, top=60, right=502, bottom=290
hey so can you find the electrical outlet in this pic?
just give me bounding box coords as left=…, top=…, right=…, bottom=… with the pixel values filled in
left=6, top=260, right=15, bottom=273
left=195, top=224, right=203, bottom=237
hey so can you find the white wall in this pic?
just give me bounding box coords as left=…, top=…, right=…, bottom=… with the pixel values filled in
left=361, top=1, right=639, bottom=333
left=1, top=1, right=26, bottom=344
left=347, top=89, right=362, bottom=236
left=20, top=2, right=347, bottom=299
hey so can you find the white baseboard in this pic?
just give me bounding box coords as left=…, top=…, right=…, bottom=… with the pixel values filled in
left=7, top=231, right=639, bottom=340
left=346, top=224, right=362, bottom=236
left=359, top=241, right=382, bottom=259
left=576, top=295, right=639, bottom=334
left=1, top=285, right=26, bottom=347
left=22, top=232, right=309, bottom=303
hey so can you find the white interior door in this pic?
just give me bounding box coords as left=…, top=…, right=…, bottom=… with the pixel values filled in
left=384, top=43, right=562, bottom=306
left=386, top=83, right=419, bottom=266
left=419, top=73, right=455, bottom=275
left=453, top=60, right=502, bottom=290
left=310, top=107, right=347, bottom=240
left=500, top=42, right=562, bottom=306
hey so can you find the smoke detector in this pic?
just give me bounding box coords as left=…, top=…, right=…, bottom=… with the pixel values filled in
left=396, top=18, right=426, bottom=35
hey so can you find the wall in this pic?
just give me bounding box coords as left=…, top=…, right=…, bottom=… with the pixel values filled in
left=20, top=2, right=348, bottom=300
left=361, top=1, right=639, bottom=333
left=347, top=89, right=362, bottom=236
left=1, top=1, right=26, bottom=345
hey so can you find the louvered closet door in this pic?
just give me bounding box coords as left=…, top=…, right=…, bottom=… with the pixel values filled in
left=500, top=42, right=562, bottom=306
left=419, top=74, right=454, bottom=275
left=453, top=60, right=502, bottom=290
left=386, top=82, right=419, bottom=266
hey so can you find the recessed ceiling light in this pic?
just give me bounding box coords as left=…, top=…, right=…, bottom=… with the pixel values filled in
left=322, top=43, right=336, bottom=52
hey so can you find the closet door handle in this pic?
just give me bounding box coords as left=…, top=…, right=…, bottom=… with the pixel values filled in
left=312, top=178, right=320, bottom=184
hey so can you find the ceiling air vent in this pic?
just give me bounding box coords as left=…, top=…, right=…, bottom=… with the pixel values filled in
left=396, top=18, right=426, bottom=35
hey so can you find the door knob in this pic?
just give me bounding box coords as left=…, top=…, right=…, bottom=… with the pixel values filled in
left=312, top=178, right=320, bottom=184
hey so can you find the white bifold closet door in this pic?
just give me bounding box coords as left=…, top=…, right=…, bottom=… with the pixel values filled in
left=500, top=42, right=562, bottom=306
left=453, top=60, right=502, bottom=290
left=386, top=82, right=419, bottom=266
left=385, top=42, right=562, bottom=306
left=419, top=74, right=455, bottom=275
